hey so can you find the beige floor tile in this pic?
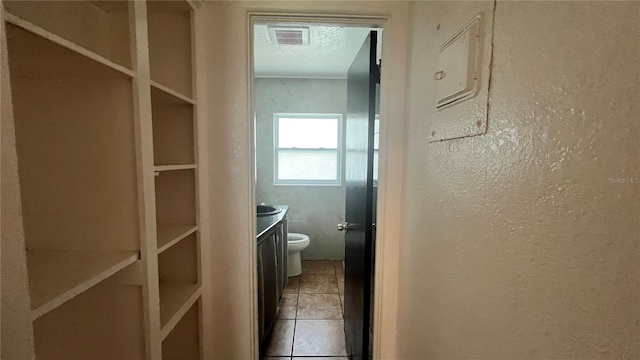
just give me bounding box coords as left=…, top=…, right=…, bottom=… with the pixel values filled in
left=299, top=275, right=339, bottom=294
left=333, top=260, right=344, bottom=274
left=337, top=275, right=344, bottom=296
left=281, top=293, right=298, bottom=307
left=277, top=305, right=297, bottom=320
left=284, top=276, right=300, bottom=294
left=292, top=320, right=347, bottom=356
left=302, top=261, right=336, bottom=275
left=264, top=320, right=294, bottom=356
left=297, top=294, right=343, bottom=320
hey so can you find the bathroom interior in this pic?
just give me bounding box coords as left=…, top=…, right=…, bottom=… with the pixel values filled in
left=253, top=23, right=381, bottom=358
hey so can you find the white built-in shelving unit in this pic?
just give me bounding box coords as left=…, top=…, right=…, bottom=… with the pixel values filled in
left=1, top=1, right=202, bottom=359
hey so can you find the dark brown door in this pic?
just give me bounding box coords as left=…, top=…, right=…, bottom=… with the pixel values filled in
left=342, top=31, right=378, bottom=360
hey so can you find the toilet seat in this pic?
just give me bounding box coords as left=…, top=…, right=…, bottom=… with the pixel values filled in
left=287, top=233, right=309, bottom=244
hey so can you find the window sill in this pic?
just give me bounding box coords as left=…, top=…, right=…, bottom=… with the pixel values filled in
left=273, top=182, right=342, bottom=187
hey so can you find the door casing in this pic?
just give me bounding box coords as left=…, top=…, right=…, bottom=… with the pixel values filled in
left=237, top=7, right=409, bottom=359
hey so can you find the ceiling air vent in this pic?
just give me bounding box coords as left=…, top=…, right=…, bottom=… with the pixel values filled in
left=268, top=26, right=310, bottom=46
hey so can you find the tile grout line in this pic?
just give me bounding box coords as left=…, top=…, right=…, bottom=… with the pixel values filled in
left=334, top=262, right=346, bottom=357
left=290, top=275, right=301, bottom=357
left=336, top=263, right=344, bottom=320
left=336, top=272, right=342, bottom=319
left=297, top=292, right=340, bottom=295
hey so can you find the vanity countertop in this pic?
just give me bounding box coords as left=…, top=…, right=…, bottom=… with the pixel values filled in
left=257, top=205, right=289, bottom=241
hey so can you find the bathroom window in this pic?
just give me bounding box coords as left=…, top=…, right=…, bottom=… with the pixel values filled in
left=274, top=113, right=343, bottom=186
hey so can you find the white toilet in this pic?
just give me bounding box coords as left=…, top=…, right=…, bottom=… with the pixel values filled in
left=287, top=233, right=310, bottom=277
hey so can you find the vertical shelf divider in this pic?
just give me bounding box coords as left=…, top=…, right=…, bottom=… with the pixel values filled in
left=0, top=0, right=36, bottom=356
left=190, top=7, right=206, bottom=359
left=191, top=6, right=214, bottom=359
left=129, top=1, right=162, bottom=359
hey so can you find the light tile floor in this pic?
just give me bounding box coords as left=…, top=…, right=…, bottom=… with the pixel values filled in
left=263, top=261, right=347, bottom=359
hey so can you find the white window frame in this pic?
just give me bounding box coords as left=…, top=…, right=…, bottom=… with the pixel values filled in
left=273, top=113, right=343, bottom=186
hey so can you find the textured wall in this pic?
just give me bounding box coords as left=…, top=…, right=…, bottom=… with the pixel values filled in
left=396, top=1, right=640, bottom=358
left=255, top=78, right=347, bottom=260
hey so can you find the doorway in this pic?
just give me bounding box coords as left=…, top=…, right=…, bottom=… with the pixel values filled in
left=251, top=19, right=381, bottom=360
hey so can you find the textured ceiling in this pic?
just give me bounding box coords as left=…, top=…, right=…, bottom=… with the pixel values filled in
left=254, top=24, right=378, bottom=78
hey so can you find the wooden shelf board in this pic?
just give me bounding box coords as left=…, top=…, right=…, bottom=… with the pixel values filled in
left=28, top=250, right=139, bottom=320
left=159, top=283, right=201, bottom=339
left=157, top=224, right=198, bottom=254
left=151, top=80, right=195, bottom=105
left=4, top=12, right=135, bottom=78
left=147, top=0, right=195, bottom=14
left=154, top=164, right=197, bottom=172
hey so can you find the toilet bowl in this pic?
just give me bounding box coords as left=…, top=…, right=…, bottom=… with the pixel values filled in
left=287, top=233, right=310, bottom=277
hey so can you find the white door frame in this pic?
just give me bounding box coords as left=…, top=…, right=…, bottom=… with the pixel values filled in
left=194, top=3, right=409, bottom=356
left=247, top=11, right=407, bottom=359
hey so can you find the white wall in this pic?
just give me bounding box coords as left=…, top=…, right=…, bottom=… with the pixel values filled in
left=396, top=1, right=640, bottom=358
left=255, top=78, right=347, bottom=260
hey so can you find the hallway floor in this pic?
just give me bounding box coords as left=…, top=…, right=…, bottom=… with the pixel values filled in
left=263, top=260, right=347, bottom=359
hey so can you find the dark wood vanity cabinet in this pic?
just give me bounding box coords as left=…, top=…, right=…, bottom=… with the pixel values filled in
left=257, top=209, right=288, bottom=347
left=275, top=219, right=288, bottom=302
left=258, top=233, right=278, bottom=340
